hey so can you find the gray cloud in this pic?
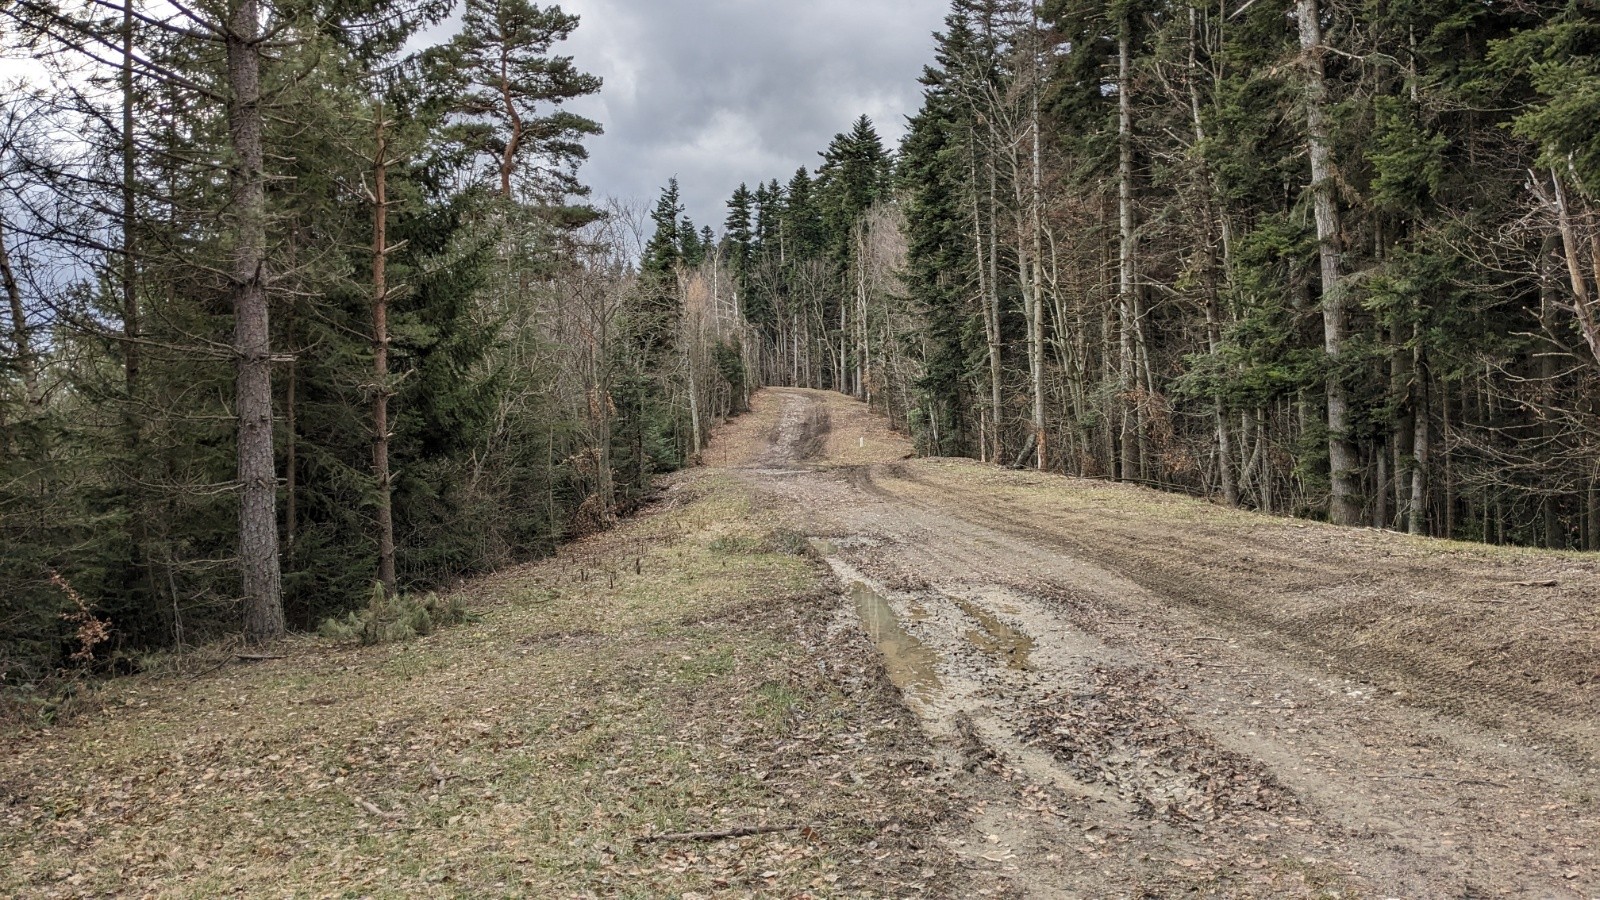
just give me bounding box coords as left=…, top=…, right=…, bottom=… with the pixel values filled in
left=3, top=1, right=949, bottom=233
left=553, top=0, right=949, bottom=231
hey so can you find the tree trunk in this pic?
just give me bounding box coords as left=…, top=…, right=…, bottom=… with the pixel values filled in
left=121, top=0, right=152, bottom=605
left=1589, top=474, right=1600, bottom=552
left=971, top=135, right=1002, bottom=464
left=1407, top=350, right=1429, bottom=536
left=1550, top=170, right=1600, bottom=367
left=122, top=0, right=141, bottom=404
left=1029, top=3, right=1047, bottom=470
left=1297, top=0, right=1360, bottom=525
left=371, top=106, right=397, bottom=598
left=1117, top=17, right=1138, bottom=483
left=687, top=355, right=702, bottom=456
left=0, top=212, right=35, bottom=404
left=1187, top=7, right=1237, bottom=506
left=227, top=0, right=284, bottom=643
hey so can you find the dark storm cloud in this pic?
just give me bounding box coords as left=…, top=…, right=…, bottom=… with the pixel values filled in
left=553, top=0, right=949, bottom=230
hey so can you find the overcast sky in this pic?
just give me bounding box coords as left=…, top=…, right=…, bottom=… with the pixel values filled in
left=2, top=0, right=951, bottom=231
left=550, top=0, right=948, bottom=230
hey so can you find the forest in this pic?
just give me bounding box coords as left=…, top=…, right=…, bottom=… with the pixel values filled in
left=0, top=0, right=754, bottom=680
left=3, top=0, right=1600, bottom=679
left=721, top=0, right=1600, bottom=549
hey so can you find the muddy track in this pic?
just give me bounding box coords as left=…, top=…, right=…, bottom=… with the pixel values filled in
left=704, top=388, right=1600, bottom=898
left=865, top=462, right=1599, bottom=753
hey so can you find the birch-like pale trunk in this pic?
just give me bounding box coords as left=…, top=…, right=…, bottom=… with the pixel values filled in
left=970, top=134, right=1001, bottom=463
left=1029, top=14, right=1046, bottom=471
left=1116, top=17, right=1139, bottom=482
left=0, top=212, right=34, bottom=405
left=1551, top=170, right=1600, bottom=367
left=1297, top=0, right=1360, bottom=525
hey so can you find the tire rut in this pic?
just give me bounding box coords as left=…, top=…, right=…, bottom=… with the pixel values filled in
left=723, top=389, right=1600, bottom=897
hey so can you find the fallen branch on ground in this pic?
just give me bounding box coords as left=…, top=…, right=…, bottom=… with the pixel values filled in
left=637, top=824, right=800, bottom=843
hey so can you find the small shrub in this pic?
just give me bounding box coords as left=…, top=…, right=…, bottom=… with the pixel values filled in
left=51, top=570, right=110, bottom=665
left=767, top=529, right=810, bottom=556
left=318, top=583, right=473, bottom=646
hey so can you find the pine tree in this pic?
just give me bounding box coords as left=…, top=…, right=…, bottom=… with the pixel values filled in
left=424, top=0, right=602, bottom=201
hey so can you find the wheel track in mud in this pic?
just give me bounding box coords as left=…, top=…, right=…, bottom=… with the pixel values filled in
left=861, top=461, right=1600, bottom=762
left=719, top=389, right=1600, bottom=897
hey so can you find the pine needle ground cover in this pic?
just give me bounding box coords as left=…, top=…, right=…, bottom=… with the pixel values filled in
left=0, top=473, right=957, bottom=898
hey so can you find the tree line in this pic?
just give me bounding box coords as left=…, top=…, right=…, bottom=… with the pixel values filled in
left=715, top=0, right=1600, bottom=550
left=7, top=0, right=1599, bottom=680
left=0, top=0, right=746, bottom=681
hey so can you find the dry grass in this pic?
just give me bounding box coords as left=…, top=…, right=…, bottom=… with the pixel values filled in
left=0, top=473, right=956, bottom=899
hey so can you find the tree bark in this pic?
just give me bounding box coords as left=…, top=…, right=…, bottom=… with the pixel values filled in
left=227, top=0, right=284, bottom=643
left=1408, top=368, right=1433, bottom=534
left=122, top=0, right=140, bottom=401
left=0, top=210, right=35, bottom=407
left=971, top=133, right=1002, bottom=463
left=122, top=0, right=152, bottom=615
left=1551, top=170, right=1600, bottom=367
left=1117, top=16, right=1138, bottom=483
left=1028, top=1, right=1046, bottom=470
left=1297, top=0, right=1360, bottom=525
left=371, top=106, right=397, bottom=597
left=1187, top=7, right=1237, bottom=506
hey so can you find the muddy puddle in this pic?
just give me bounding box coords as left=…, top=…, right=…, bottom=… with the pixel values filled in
left=851, top=582, right=942, bottom=704
left=955, top=598, right=1035, bottom=670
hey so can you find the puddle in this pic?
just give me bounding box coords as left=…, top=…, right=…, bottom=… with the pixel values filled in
left=955, top=599, right=1035, bottom=670
left=851, top=582, right=942, bottom=704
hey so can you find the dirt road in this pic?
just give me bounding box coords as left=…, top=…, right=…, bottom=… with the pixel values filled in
left=710, top=387, right=1600, bottom=898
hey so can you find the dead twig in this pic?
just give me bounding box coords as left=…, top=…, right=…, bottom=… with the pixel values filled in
left=352, top=795, right=404, bottom=820
left=637, top=824, right=800, bottom=843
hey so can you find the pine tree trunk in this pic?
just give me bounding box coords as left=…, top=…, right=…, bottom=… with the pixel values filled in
left=227, top=0, right=284, bottom=643
left=1297, top=0, right=1360, bottom=525
left=371, top=108, right=397, bottom=598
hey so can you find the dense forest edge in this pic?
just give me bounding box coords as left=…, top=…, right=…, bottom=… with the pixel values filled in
left=4, top=0, right=1600, bottom=693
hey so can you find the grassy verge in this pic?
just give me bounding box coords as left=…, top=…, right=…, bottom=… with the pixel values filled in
left=0, top=472, right=954, bottom=898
